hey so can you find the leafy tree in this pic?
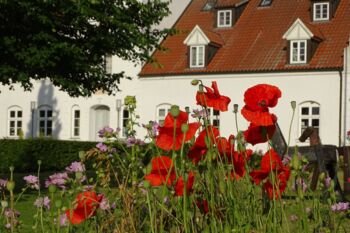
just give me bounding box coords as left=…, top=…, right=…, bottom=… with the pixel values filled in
left=0, top=0, right=171, bottom=97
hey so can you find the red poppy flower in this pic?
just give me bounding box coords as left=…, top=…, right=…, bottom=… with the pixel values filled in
left=156, top=111, right=201, bottom=151
left=196, top=199, right=209, bottom=214
left=217, top=135, right=235, bottom=158
left=243, top=84, right=281, bottom=112
left=66, top=191, right=102, bottom=225
left=144, top=156, right=176, bottom=186
left=174, top=171, right=195, bottom=196
left=196, top=81, right=231, bottom=111
left=241, top=106, right=277, bottom=126
left=249, top=149, right=290, bottom=199
left=243, top=123, right=276, bottom=145
left=188, top=126, right=220, bottom=163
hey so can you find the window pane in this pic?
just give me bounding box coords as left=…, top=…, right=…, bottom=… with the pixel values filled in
left=123, top=119, right=128, bottom=127
left=213, top=119, right=220, bottom=127
left=10, top=121, right=15, bottom=127
left=10, top=111, right=15, bottom=118
left=213, top=110, right=220, bottom=116
left=312, top=119, right=319, bottom=127
left=219, top=12, right=225, bottom=25
left=292, top=42, right=298, bottom=62
left=17, top=121, right=22, bottom=127
left=17, top=111, right=22, bottom=118
left=74, top=128, right=80, bottom=136
left=123, top=110, right=129, bottom=118
left=301, top=107, right=309, bottom=115
left=74, top=110, right=80, bottom=118
left=9, top=128, right=15, bottom=136
left=47, top=110, right=52, bottom=118
left=74, top=119, right=80, bottom=127
left=47, top=120, right=52, bottom=128
left=322, top=5, right=328, bottom=18
left=47, top=128, right=52, bottom=136
left=191, top=47, right=197, bottom=66
left=225, top=12, right=230, bottom=25
left=198, top=47, right=204, bottom=66
left=159, top=109, right=166, bottom=117
left=301, top=119, right=309, bottom=127
left=17, top=128, right=22, bottom=135
left=312, top=107, right=319, bottom=115
left=40, top=110, right=45, bottom=118
left=40, top=121, right=45, bottom=127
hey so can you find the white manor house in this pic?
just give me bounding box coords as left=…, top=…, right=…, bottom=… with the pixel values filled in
left=1, top=0, right=350, bottom=149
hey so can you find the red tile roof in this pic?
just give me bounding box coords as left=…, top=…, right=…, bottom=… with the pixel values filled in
left=140, top=0, right=350, bottom=77
left=216, top=0, right=246, bottom=8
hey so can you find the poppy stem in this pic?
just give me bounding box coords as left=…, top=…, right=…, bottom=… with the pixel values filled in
left=286, top=102, right=296, bottom=156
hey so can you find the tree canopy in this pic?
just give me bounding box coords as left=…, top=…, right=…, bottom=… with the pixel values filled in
left=0, top=0, right=171, bottom=97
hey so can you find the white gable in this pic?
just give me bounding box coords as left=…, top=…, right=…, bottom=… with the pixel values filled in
left=282, top=18, right=314, bottom=40
left=183, top=25, right=210, bottom=46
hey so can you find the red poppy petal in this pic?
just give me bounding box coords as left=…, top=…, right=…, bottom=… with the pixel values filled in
left=241, top=106, right=277, bottom=126
left=249, top=170, right=269, bottom=185
left=66, top=209, right=86, bottom=225
left=243, top=123, right=276, bottom=145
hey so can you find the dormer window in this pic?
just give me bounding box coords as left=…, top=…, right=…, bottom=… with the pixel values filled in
left=190, top=45, right=205, bottom=68
left=283, top=18, right=324, bottom=65
left=217, top=10, right=232, bottom=27
left=313, top=2, right=329, bottom=21
left=290, top=40, right=306, bottom=64
left=260, top=0, right=272, bottom=7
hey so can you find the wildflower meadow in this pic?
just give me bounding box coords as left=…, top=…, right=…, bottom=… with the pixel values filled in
left=1, top=81, right=349, bottom=233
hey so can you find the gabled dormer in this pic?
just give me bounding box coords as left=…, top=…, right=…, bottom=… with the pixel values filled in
left=310, top=0, right=340, bottom=22
left=214, top=0, right=249, bottom=28
left=282, top=19, right=323, bottom=64
left=183, top=25, right=223, bottom=68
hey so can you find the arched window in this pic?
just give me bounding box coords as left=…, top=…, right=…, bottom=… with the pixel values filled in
left=8, top=106, right=23, bottom=137
left=71, top=105, right=80, bottom=138
left=299, top=101, right=320, bottom=136
left=38, top=105, right=53, bottom=137
left=156, top=104, right=171, bottom=126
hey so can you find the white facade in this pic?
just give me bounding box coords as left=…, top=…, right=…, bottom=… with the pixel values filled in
left=1, top=0, right=350, bottom=149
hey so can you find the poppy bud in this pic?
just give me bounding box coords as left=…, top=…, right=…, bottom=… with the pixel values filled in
left=191, top=79, right=199, bottom=86
left=48, top=184, right=57, bottom=193
left=6, top=181, right=15, bottom=191
left=1, top=201, right=8, bottom=208
left=291, top=154, right=300, bottom=170
left=233, top=104, right=238, bottom=113
left=37, top=160, right=42, bottom=166
left=79, top=151, right=85, bottom=161
left=181, top=124, right=189, bottom=133
left=170, top=105, right=180, bottom=118
left=55, top=200, right=62, bottom=208
left=319, top=172, right=326, bottom=181
left=185, top=106, right=190, bottom=114
left=291, top=101, right=296, bottom=110
left=9, top=166, right=14, bottom=172
left=75, top=172, right=83, bottom=180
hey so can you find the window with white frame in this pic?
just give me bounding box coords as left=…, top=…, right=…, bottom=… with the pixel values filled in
left=190, top=45, right=205, bottom=68
left=38, top=106, right=53, bottom=137
left=290, top=40, right=307, bottom=64
left=156, top=104, right=171, bottom=126
left=313, top=2, right=329, bottom=21
left=260, top=0, right=272, bottom=7
left=207, top=109, right=221, bottom=128
left=217, top=10, right=232, bottom=27
left=299, top=102, right=320, bottom=136
left=72, top=106, right=80, bottom=137
left=8, top=106, right=23, bottom=137
left=122, top=108, right=130, bottom=137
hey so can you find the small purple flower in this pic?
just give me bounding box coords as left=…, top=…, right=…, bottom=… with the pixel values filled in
left=289, top=214, right=298, bottom=222
left=4, top=209, right=20, bottom=218
left=126, top=137, right=145, bottom=147
left=324, top=176, right=332, bottom=188
left=191, top=109, right=208, bottom=119
left=34, top=196, right=50, bottom=210
left=45, top=172, right=68, bottom=189
left=292, top=178, right=307, bottom=193
left=110, top=202, right=116, bottom=210
left=99, top=195, right=110, bottom=211
left=59, top=214, right=68, bottom=227
left=282, top=155, right=291, bottom=165
left=0, top=179, right=7, bottom=190
left=65, top=161, right=85, bottom=173
left=98, top=127, right=114, bottom=138
left=5, top=223, right=11, bottom=229
left=96, top=142, right=108, bottom=152
left=23, top=175, right=39, bottom=190
left=331, top=202, right=349, bottom=212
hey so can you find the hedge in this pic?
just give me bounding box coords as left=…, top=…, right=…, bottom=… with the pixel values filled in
left=0, top=139, right=97, bottom=173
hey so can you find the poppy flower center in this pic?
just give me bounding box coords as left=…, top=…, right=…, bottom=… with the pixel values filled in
left=258, top=100, right=266, bottom=107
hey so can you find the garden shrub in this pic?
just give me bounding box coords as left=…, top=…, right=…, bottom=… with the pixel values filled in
left=0, top=139, right=97, bottom=173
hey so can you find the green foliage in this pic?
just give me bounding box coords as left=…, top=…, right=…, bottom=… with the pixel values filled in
left=0, top=0, right=172, bottom=97
left=0, top=139, right=97, bottom=172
